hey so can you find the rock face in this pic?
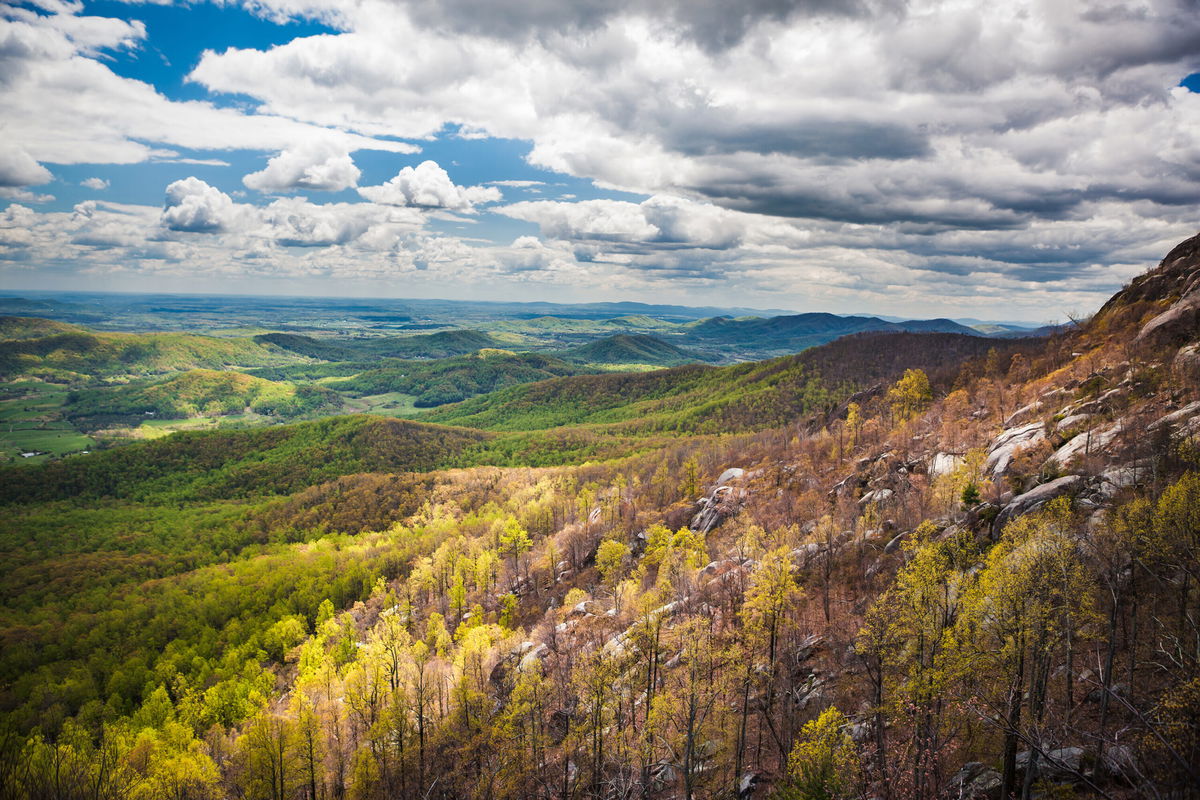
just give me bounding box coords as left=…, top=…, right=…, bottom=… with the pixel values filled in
left=930, top=452, right=965, bottom=477
left=1044, top=423, right=1123, bottom=471
left=1095, top=232, right=1200, bottom=347
left=985, top=422, right=1046, bottom=476
left=994, top=475, right=1083, bottom=532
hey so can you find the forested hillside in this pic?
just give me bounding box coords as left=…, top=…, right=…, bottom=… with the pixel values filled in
left=3, top=235, right=1200, bottom=800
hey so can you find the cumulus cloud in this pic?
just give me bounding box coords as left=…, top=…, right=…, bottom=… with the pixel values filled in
left=0, top=2, right=417, bottom=166
left=243, top=141, right=362, bottom=193
left=358, top=161, right=502, bottom=210
left=7, top=0, right=1200, bottom=317
left=0, top=148, right=53, bottom=188
left=81, top=177, right=109, bottom=190
left=500, top=195, right=744, bottom=249
left=161, top=177, right=245, bottom=233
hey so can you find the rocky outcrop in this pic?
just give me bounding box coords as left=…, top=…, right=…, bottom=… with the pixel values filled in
left=1095, top=231, right=1200, bottom=347
left=1043, top=423, right=1123, bottom=471
left=984, top=421, right=1046, bottom=476
left=993, top=475, right=1083, bottom=532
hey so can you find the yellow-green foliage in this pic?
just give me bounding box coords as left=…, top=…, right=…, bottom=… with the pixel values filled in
left=886, top=368, right=932, bottom=422
left=775, top=706, right=860, bottom=800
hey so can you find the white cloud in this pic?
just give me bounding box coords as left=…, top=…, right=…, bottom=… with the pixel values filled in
left=244, top=141, right=362, bottom=193
left=6, top=0, right=1200, bottom=317
left=0, top=4, right=418, bottom=166
left=161, top=177, right=246, bottom=233
left=0, top=148, right=53, bottom=188
left=500, top=195, right=743, bottom=249
left=81, top=177, right=109, bottom=190
left=358, top=160, right=502, bottom=210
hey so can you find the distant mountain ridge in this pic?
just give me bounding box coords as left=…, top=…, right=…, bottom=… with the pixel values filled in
left=679, top=312, right=979, bottom=357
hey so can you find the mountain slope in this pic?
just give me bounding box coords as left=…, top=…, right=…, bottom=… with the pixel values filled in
left=256, top=329, right=498, bottom=360
left=329, top=350, right=589, bottom=406
left=422, top=331, right=1037, bottom=433
left=0, top=415, right=492, bottom=503
left=555, top=333, right=711, bottom=366
left=0, top=325, right=302, bottom=380
left=677, top=311, right=979, bottom=358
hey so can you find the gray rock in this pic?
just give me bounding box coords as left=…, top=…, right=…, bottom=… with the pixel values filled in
left=716, top=467, right=745, bottom=486
left=1099, top=743, right=1138, bottom=779
left=1150, top=400, right=1200, bottom=432
left=1016, top=746, right=1085, bottom=782
left=858, top=488, right=894, bottom=507
left=1005, top=401, right=1043, bottom=427
left=995, top=476, right=1083, bottom=531
left=1044, top=423, right=1122, bottom=470
left=985, top=422, right=1046, bottom=476
left=1054, top=413, right=1093, bottom=434
left=1135, top=285, right=1200, bottom=346
left=948, top=762, right=1002, bottom=799
left=930, top=452, right=965, bottom=477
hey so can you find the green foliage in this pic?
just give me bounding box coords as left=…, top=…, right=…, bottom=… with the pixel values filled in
left=555, top=333, right=710, bottom=366
left=329, top=350, right=587, bottom=407
left=65, top=368, right=343, bottom=424
left=256, top=329, right=498, bottom=360
left=0, top=326, right=301, bottom=381
left=0, top=415, right=492, bottom=503
left=596, top=538, right=631, bottom=587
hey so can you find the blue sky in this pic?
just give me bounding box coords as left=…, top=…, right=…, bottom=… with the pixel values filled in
left=2, top=0, right=1199, bottom=321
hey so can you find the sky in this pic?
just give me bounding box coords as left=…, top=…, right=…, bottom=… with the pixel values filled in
left=1, top=0, right=1199, bottom=322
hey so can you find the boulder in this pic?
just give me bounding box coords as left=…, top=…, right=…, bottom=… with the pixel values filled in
left=1174, top=342, right=1200, bottom=378
left=716, top=467, right=745, bottom=486
left=1099, top=743, right=1138, bottom=780
left=948, top=762, right=1002, bottom=799
left=1005, top=401, right=1043, bottom=427
left=994, top=476, right=1083, bottom=532
left=985, top=422, right=1046, bottom=476
left=858, top=488, right=894, bottom=507
left=1015, top=746, right=1085, bottom=783
left=930, top=452, right=965, bottom=477
left=1135, top=284, right=1200, bottom=347
left=1044, top=423, right=1122, bottom=471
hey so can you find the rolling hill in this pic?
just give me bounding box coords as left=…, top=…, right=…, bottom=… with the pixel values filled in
left=255, top=329, right=498, bottom=360
left=64, top=369, right=344, bottom=425
left=328, top=349, right=590, bottom=406
left=422, top=331, right=1039, bottom=434
left=555, top=333, right=712, bottom=366
left=0, top=319, right=303, bottom=380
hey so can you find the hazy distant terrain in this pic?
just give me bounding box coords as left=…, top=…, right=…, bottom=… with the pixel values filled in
left=0, top=293, right=1041, bottom=465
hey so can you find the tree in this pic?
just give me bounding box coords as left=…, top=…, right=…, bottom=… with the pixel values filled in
left=886, top=369, right=932, bottom=423
left=740, top=546, right=802, bottom=763
left=596, top=538, right=631, bottom=589
left=951, top=499, right=1098, bottom=800
left=773, top=707, right=860, bottom=800
left=499, top=516, right=533, bottom=589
